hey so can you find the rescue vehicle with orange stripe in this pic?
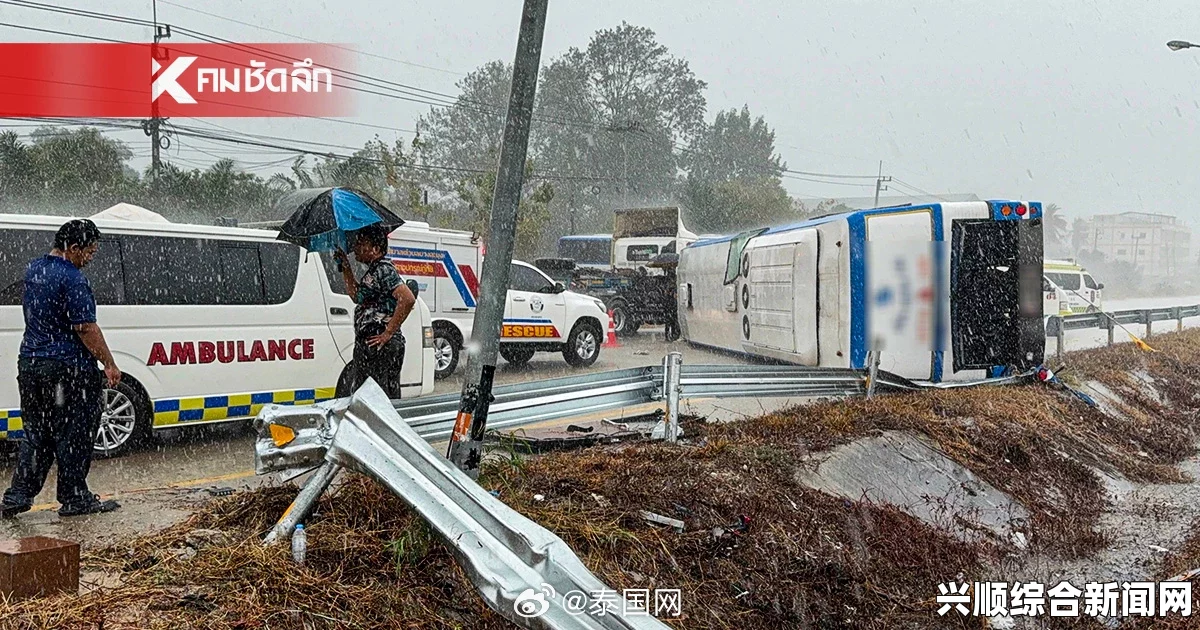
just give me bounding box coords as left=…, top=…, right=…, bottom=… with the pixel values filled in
left=386, top=223, right=608, bottom=377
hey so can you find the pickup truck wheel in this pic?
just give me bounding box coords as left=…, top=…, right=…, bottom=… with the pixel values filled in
left=432, top=325, right=461, bottom=379
left=499, top=345, right=536, bottom=367
left=564, top=322, right=601, bottom=367
left=610, top=300, right=640, bottom=337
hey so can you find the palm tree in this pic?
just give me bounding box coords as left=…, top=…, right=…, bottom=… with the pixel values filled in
left=1043, top=203, right=1069, bottom=255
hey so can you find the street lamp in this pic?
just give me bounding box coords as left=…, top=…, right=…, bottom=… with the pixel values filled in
left=1168, top=40, right=1197, bottom=51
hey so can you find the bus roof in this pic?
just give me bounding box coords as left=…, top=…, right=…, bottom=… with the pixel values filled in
left=559, top=234, right=612, bottom=241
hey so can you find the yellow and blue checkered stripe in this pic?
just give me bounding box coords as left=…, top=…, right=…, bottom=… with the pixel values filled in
left=152, top=387, right=338, bottom=427
left=0, top=387, right=336, bottom=439
left=0, top=409, right=22, bottom=440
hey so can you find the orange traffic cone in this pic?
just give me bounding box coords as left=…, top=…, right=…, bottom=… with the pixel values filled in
left=603, top=310, right=619, bottom=348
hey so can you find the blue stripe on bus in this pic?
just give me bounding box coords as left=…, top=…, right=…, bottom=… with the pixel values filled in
left=931, top=203, right=945, bottom=383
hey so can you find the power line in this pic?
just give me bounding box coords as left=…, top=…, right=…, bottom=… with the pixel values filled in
left=155, top=0, right=465, bottom=77
left=3, top=0, right=624, bottom=132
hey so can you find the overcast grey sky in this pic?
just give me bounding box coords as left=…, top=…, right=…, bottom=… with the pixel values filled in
left=6, top=0, right=1200, bottom=222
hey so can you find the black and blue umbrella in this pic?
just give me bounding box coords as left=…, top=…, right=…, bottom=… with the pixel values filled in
left=274, top=187, right=405, bottom=252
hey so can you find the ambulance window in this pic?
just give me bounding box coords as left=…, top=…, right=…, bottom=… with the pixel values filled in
left=86, top=236, right=126, bottom=305
left=217, top=244, right=265, bottom=305
left=260, top=243, right=300, bottom=303
left=1083, top=274, right=1099, bottom=290
left=509, top=264, right=553, bottom=293
left=0, top=228, right=51, bottom=305
left=319, top=252, right=365, bottom=295
left=123, top=235, right=222, bottom=305
left=1045, top=272, right=1080, bottom=291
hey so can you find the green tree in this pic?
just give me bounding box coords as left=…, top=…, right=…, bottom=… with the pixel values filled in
left=536, top=22, right=708, bottom=241
left=416, top=23, right=708, bottom=253
left=680, top=106, right=790, bottom=232
left=0, top=132, right=37, bottom=211
left=1043, top=203, right=1069, bottom=256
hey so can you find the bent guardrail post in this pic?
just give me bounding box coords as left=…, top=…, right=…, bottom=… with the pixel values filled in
left=664, top=352, right=682, bottom=443
left=866, top=349, right=881, bottom=399
left=327, top=380, right=672, bottom=630
left=254, top=399, right=347, bottom=545
left=1051, top=316, right=1065, bottom=359
left=263, top=461, right=341, bottom=545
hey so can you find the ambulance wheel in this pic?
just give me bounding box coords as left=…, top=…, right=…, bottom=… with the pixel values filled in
left=432, top=324, right=461, bottom=379
left=500, top=345, right=536, bottom=367
left=335, top=362, right=357, bottom=398
left=610, top=299, right=640, bottom=337
left=564, top=322, right=601, bottom=368
left=94, top=381, right=150, bottom=458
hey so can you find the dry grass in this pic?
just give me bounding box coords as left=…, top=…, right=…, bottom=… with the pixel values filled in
left=6, top=331, right=1200, bottom=629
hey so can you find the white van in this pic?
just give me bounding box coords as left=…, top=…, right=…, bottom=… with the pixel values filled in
left=386, top=223, right=608, bottom=378
left=1043, top=259, right=1103, bottom=316
left=0, top=214, right=435, bottom=456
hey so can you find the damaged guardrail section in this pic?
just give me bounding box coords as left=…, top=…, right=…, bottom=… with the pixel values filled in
left=271, top=380, right=672, bottom=630
left=250, top=355, right=940, bottom=627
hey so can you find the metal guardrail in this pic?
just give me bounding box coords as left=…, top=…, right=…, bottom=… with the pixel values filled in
left=254, top=360, right=923, bottom=479
left=1046, top=304, right=1200, bottom=357
left=250, top=356, right=1010, bottom=627
left=273, top=382, right=672, bottom=630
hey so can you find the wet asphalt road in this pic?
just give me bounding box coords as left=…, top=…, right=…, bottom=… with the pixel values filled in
left=0, top=328, right=740, bottom=509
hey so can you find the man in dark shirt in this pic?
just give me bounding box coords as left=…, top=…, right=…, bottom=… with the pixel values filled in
left=333, top=223, right=415, bottom=399
left=1, top=219, right=122, bottom=518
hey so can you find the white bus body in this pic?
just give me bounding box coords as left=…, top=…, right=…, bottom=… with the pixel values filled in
left=678, top=200, right=1046, bottom=383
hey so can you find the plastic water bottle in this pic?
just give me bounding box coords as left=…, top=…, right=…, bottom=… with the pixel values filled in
left=292, top=524, right=307, bottom=565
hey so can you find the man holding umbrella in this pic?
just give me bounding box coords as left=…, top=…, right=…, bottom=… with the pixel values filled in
left=334, top=223, right=415, bottom=398
left=273, top=187, right=415, bottom=398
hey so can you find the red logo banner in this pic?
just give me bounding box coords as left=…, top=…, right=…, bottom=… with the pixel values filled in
left=0, top=43, right=354, bottom=117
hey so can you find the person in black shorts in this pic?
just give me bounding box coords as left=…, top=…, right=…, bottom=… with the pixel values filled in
left=333, top=224, right=416, bottom=398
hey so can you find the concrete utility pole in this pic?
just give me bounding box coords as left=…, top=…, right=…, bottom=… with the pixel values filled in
left=146, top=0, right=171, bottom=182
left=447, top=0, right=549, bottom=478
left=873, top=160, right=891, bottom=208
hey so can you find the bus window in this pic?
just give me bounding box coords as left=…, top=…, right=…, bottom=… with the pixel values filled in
left=1045, top=272, right=1081, bottom=291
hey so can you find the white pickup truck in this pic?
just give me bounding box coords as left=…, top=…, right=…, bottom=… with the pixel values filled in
left=385, top=222, right=609, bottom=377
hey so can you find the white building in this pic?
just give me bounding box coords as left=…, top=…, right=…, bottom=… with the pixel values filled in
left=1080, top=212, right=1191, bottom=279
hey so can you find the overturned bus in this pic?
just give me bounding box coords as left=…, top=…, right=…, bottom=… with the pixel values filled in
left=677, top=200, right=1045, bottom=383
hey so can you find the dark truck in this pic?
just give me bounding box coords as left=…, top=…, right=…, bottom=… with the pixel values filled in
left=534, top=253, right=680, bottom=341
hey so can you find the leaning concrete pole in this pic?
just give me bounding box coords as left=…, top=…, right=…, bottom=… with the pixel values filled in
left=447, top=0, right=549, bottom=478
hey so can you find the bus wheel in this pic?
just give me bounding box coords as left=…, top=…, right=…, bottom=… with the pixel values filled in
left=94, top=381, right=149, bottom=458
left=664, top=320, right=681, bottom=342
left=432, top=324, right=461, bottom=379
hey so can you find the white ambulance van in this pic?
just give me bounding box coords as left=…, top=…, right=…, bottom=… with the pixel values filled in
left=1043, top=259, right=1103, bottom=315
left=0, top=214, right=435, bottom=456
left=386, top=223, right=609, bottom=378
